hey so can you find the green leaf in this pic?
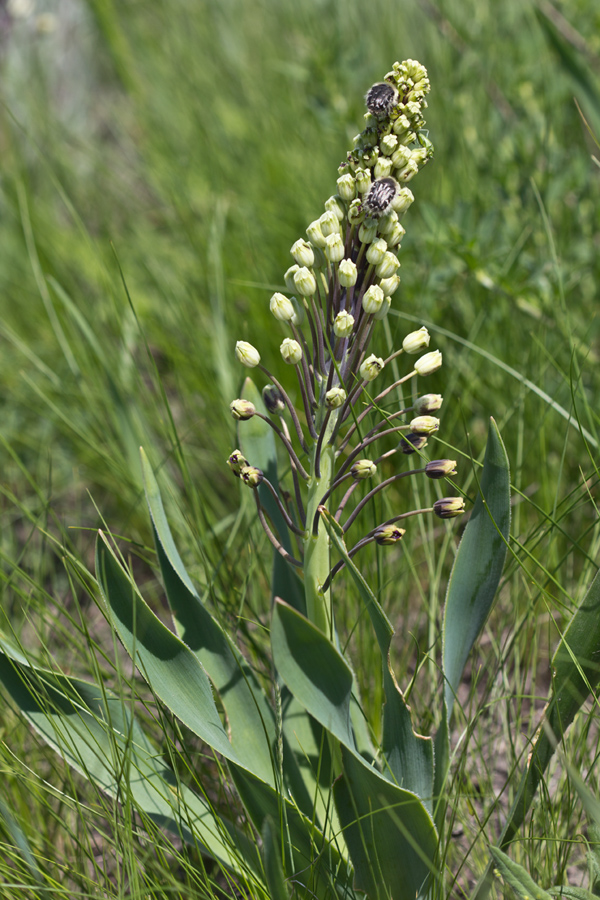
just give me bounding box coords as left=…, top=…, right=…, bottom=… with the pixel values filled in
left=95, top=533, right=239, bottom=765
left=548, top=889, right=600, bottom=900
left=321, top=511, right=434, bottom=806
left=333, top=746, right=439, bottom=900
left=141, top=448, right=278, bottom=786
left=0, top=637, right=258, bottom=876
left=443, top=417, right=510, bottom=720
left=261, top=817, right=292, bottom=900
left=489, top=846, right=553, bottom=900
left=239, top=377, right=305, bottom=614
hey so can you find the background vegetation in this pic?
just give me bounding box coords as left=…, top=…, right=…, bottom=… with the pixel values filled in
left=1, top=0, right=600, bottom=896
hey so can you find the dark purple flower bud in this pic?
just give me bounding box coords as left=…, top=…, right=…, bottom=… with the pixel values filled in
left=374, top=524, right=406, bottom=545
left=425, top=459, right=457, bottom=480
left=433, top=497, right=465, bottom=519
left=400, top=433, right=428, bottom=454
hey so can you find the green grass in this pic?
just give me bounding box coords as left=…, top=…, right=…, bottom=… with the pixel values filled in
left=1, top=0, right=600, bottom=897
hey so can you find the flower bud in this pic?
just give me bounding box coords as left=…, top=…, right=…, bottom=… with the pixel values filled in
left=391, top=145, right=412, bottom=169
left=393, top=114, right=411, bottom=136
left=414, top=393, right=443, bottom=414
left=280, top=338, right=303, bottom=365
left=426, top=459, right=457, bottom=479
left=362, top=284, right=385, bottom=315
left=290, top=239, right=315, bottom=268
left=263, top=384, right=285, bottom=414
left=374, top=524, right=406, bottom=545
left=366, top=238, right=387, bottom=266
left=240, top=465, right=264, bottom=489
left=334, top=310, right=355, bottom=338
left=380, top=133, right=399, bottom=156
left=325, top=387, right=347, bottom=409
left=391, top=187, right=414, bottom=215
left=410, top=415, right=439, bottom=435
left=351, top=458, right=377, bottom=480
left=230, top=399, right=256, bottom=421
left=227, top=449, right=249, bottom=475
left=355, top=168, right=372, bottom=193
left=338, top=259, right=358, bottom=287
left=373, top=296, right=392, bottom=320
left=359, top=354, right=384, bottom=382
left=374, top=156, right=394, bottom=180
left=324, top=233, right=345, bottom=263
left=284, top=264, right=300, bottom=292
left=376, top=210, right=399, bottom=236
left=290, top=297, right=305, bottom=326
left=396, top=158, right=419, bottom=183
left=379, top=274, right=401, bottom=297
left=319, top=210, right=341, bottom=237
left=375, top=251, right=400, bottom=279
left=337, top=173, right=356, bottom=201
left=433, top=497, right=466, bottom=519
left=365, top=81, right=399, bottom=118
left=414, top=350, right=443, bottom=376
left=386, top=222, right=406, bottom=247
left=363, top=177, right=399, bottom=218
left=293, top=267, right=317, bottom=297
left=325, top=195, right=345, bottom=221
left=402, top=326, right=430, bottom=355
left=348, top=199, right=365, bottom=225
left=270, top=292, right=295, bottom=322
left=400, top=433, right=428, bottom=454
left=306, top=220, right=327, bottom=249
left=359, top=219, right=378, bottom=243
left=235, top=341, right=261, bottom=368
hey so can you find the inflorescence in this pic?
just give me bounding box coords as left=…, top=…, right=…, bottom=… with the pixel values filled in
left=228, top=60, right=464, bottom=587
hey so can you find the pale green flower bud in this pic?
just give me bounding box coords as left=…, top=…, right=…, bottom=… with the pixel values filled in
left=294, top=267, right=317, bottom=297
left=377, top=210, right=399, bottom=236
left=284, top=264, right=300, bottom=292
left=348, top=199, right=365, bottom=225
left=410, top=147, right=429, bottom=167
left=410, top=415, right=439, bottom=435
left=270, top=292, right=295, bottom=322
left=414, top=393, right=443, bottom=414
left=426, top=459, right=457, bottom=479
left=374, top=524, right=406, bottom=545
left=359, top=219, right=378, bottom=243
left=235, top=341, right=261, bottom=368
left=280, top=338, right=303, bottom=365
left=386, top=222, right=406, bottom=247
left=351, top=459, right=377, bottom=480
left=414, top=350, right=442, bottom=376
left=393, top=114, right=411, bottom=136
left=290, top=297, right=305, bottom=326
left=324, top=233, right=345, bottom=263
left=263, top=384, right=285, bottom=414
left=306, top=220, right=327, bottom=249
left=380, top=133, right=399, bottom=156
left=379, top=274, right=401, bottom=297
left=375, top=251, right=400, bottom=279
left=373, top=296, right=392, bottom=320
left=362, top=284, right=385, bottom=315
left=325, top=195, right=345, bottom=221
left=359, top=354, right=384, bottom=382
left=319, top=210, right=341, bottom=237
left=230, top=399, right=256, bottom=421
left=240, top=465, right=264, bottom=489
left=325, top=387, right=347, bottom=409
left=396, top=158, right=419, bottom=182
left=374, top=156, right=394, bottom=179
left=366, top=238, right=387, bottom=266
left=338, top=259, right=358, bottom=287
left=290, top=239, right=315, bottom=268
left=355, top=168, right=372, bottom=193
left=227, top=449, right=249, bottom=475
left=433, top=497, right=465, bottom=519
left=334, top=310, right=355, bottom=338
left=391, top=145, right=412, bottom=169
left=391, top=187, right=414, bottom=214
left=337, top=173, right=356, bottom=201
left=402, top=326, right=430, bottom=355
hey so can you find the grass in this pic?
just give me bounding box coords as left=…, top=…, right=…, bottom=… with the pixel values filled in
left=1, top=0, right=600, bottom=897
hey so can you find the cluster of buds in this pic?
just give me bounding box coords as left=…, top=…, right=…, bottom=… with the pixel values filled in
left=227, top=61, right=464, bottom=606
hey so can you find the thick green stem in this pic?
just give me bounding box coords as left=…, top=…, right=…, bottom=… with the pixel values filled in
left=303, top=427, right=336, bottom=636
